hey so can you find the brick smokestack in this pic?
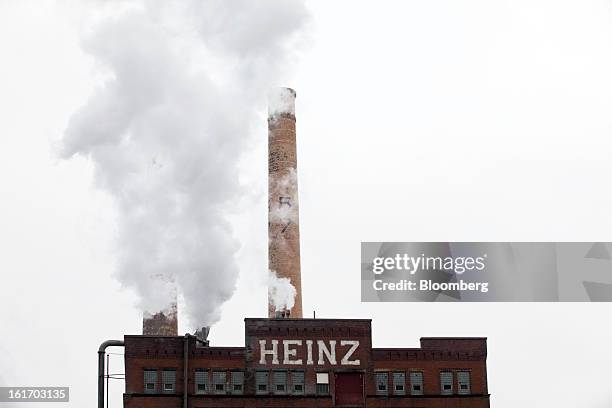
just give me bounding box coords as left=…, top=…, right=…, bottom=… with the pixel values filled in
left=268, top=88, right=303, bottom=318
left=143, top=302, right=178, bottom=336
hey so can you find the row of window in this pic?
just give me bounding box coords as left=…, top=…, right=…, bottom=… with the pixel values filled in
left=143, top=369, right=327, bottom=395
left=194, top=369, right=244, bottom=394
left=144, top=369, right=176, bottom=394
left=376, top=371, right=422, bottom=396
left=441, top=370, right=471, bottom=395
left=375, top=370, right=471, bottom=396
left=254, top=370, right=317, bottom=395
left=143, top=369, right=470, bottom=396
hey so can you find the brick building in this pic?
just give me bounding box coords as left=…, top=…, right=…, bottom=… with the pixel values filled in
left=108, top=89, right=490, bottom=407
left=122, top=318, right=489, bottom=407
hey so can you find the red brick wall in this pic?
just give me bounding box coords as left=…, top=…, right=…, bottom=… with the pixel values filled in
left=123, top=319, right=490, bottom=408
left=245, top=318, right=372, bottom=396
left=124, top=395, right=489, bottom=408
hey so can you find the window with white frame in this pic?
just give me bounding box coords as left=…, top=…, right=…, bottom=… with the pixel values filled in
left=213, top=371, right=226, bottom=394
left=410, top=372, right=424, bottom=395
left=292, top=371, right=305, bottom=395
left=143, top=369, right=157, bottom=393
left=273, top=371, right=287, bottom=394
left=316, top=372, right=329, bottom=395
left=256, top=371, right=269, bottom=394
left=194, top=369, right=208, bottom=394
left=440, top=371, right=453, bottom=395
left=375, top=372, right=388, bottom=396
left=230, top=371, right=244, bottom=394
left=393, top=372, right=405, bottom=395
left=162, top=370, right=176, bottom=394
left=457, top=371, right=471, bottom=395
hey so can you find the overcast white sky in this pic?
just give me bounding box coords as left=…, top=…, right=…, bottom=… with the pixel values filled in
left=1, top=1, right=612, bottom=407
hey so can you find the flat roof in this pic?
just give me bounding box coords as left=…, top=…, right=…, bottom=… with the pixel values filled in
left=244, top=317, right=373, bottom=322
left=420, top=337, right=488, bottom=340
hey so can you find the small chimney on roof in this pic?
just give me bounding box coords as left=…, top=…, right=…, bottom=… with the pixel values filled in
left=142, top=303, right=178, bottom=336
left=194, top=326, right=210, bottom=347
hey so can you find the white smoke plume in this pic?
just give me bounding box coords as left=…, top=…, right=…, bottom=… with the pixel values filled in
left=268, top=270, right=297, bottom=312
left=268, top=87, right=296, bottom=117
left=60, top=1, right=309, bottom=327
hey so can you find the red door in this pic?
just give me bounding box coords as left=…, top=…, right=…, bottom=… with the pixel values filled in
left=334, top=372, right=363, bottom=406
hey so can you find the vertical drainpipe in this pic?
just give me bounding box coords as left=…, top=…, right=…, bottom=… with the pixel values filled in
left=106, top=354, right=109, bottom=408
left=98, top=340, right=124, bottom=408
left=183, top=334, right=189, bottom=408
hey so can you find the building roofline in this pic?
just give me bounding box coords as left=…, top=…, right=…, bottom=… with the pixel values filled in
left=420, top=337, right=488, bottom=340
left=244, top=317, right=373, bottom=322
left=124, top=335, right=183, bottom=339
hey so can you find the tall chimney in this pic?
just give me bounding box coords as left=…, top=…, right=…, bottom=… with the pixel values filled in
left=142, top=301, right=178, bottom=336
left=268, top=88, right=303, bottom=318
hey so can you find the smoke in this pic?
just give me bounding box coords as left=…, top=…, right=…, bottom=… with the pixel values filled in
left=60, top=1, right=309, bottom=327
left=268, top=270, right=297, bottom=312
left=268, top=87, right=296, bottom=117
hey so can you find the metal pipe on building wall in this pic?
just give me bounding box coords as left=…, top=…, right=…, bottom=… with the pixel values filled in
left=183, top=334, right=189, bottom=408
left=106, top=354, right=109, bottom=408
left=98, top=340, right=124, bottom=408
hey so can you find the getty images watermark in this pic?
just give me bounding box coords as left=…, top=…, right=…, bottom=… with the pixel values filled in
left=0, top=387, right=69, bottom=402
left=361, top=242, right=612, bottom=302
left=371, top=251, right=490, bottom=293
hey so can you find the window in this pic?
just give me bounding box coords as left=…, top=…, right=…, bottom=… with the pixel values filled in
left=162, top=370, right=176, bottom=394
left=273, top=371, right=287, bottom=394
left=231, top=371, right=244, bottom=395
left=256, top=371, right=269, bottom=394
left=440, top=371, right=453, bottom=395
left=410, top=372, right=424, bottom=395
left=194, top=369, right=208, bottom=394
left=375, top=372, right=388, bottom=396
left=457, top=371, right=471, bottom=395
left=213, top=371, right=226, bottom=394
left=316, top=372, right=329, bottom=395
left=393, top=372, right=405, bottom=395
left=144, top=369, right=157, bottom=393
left=292, top=371, right=305, bottom=395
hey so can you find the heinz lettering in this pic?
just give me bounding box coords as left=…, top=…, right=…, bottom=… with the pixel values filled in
left=258, top=339, right=360, bottom=366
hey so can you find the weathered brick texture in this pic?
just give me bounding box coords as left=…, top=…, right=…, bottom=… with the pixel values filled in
left=268, top=88, right=303, bottom=318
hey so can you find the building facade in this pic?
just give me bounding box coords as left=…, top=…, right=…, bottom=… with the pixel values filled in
left=117, top=89, right=490, bottom=407
left=123, top=318, right=489, bottom=408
